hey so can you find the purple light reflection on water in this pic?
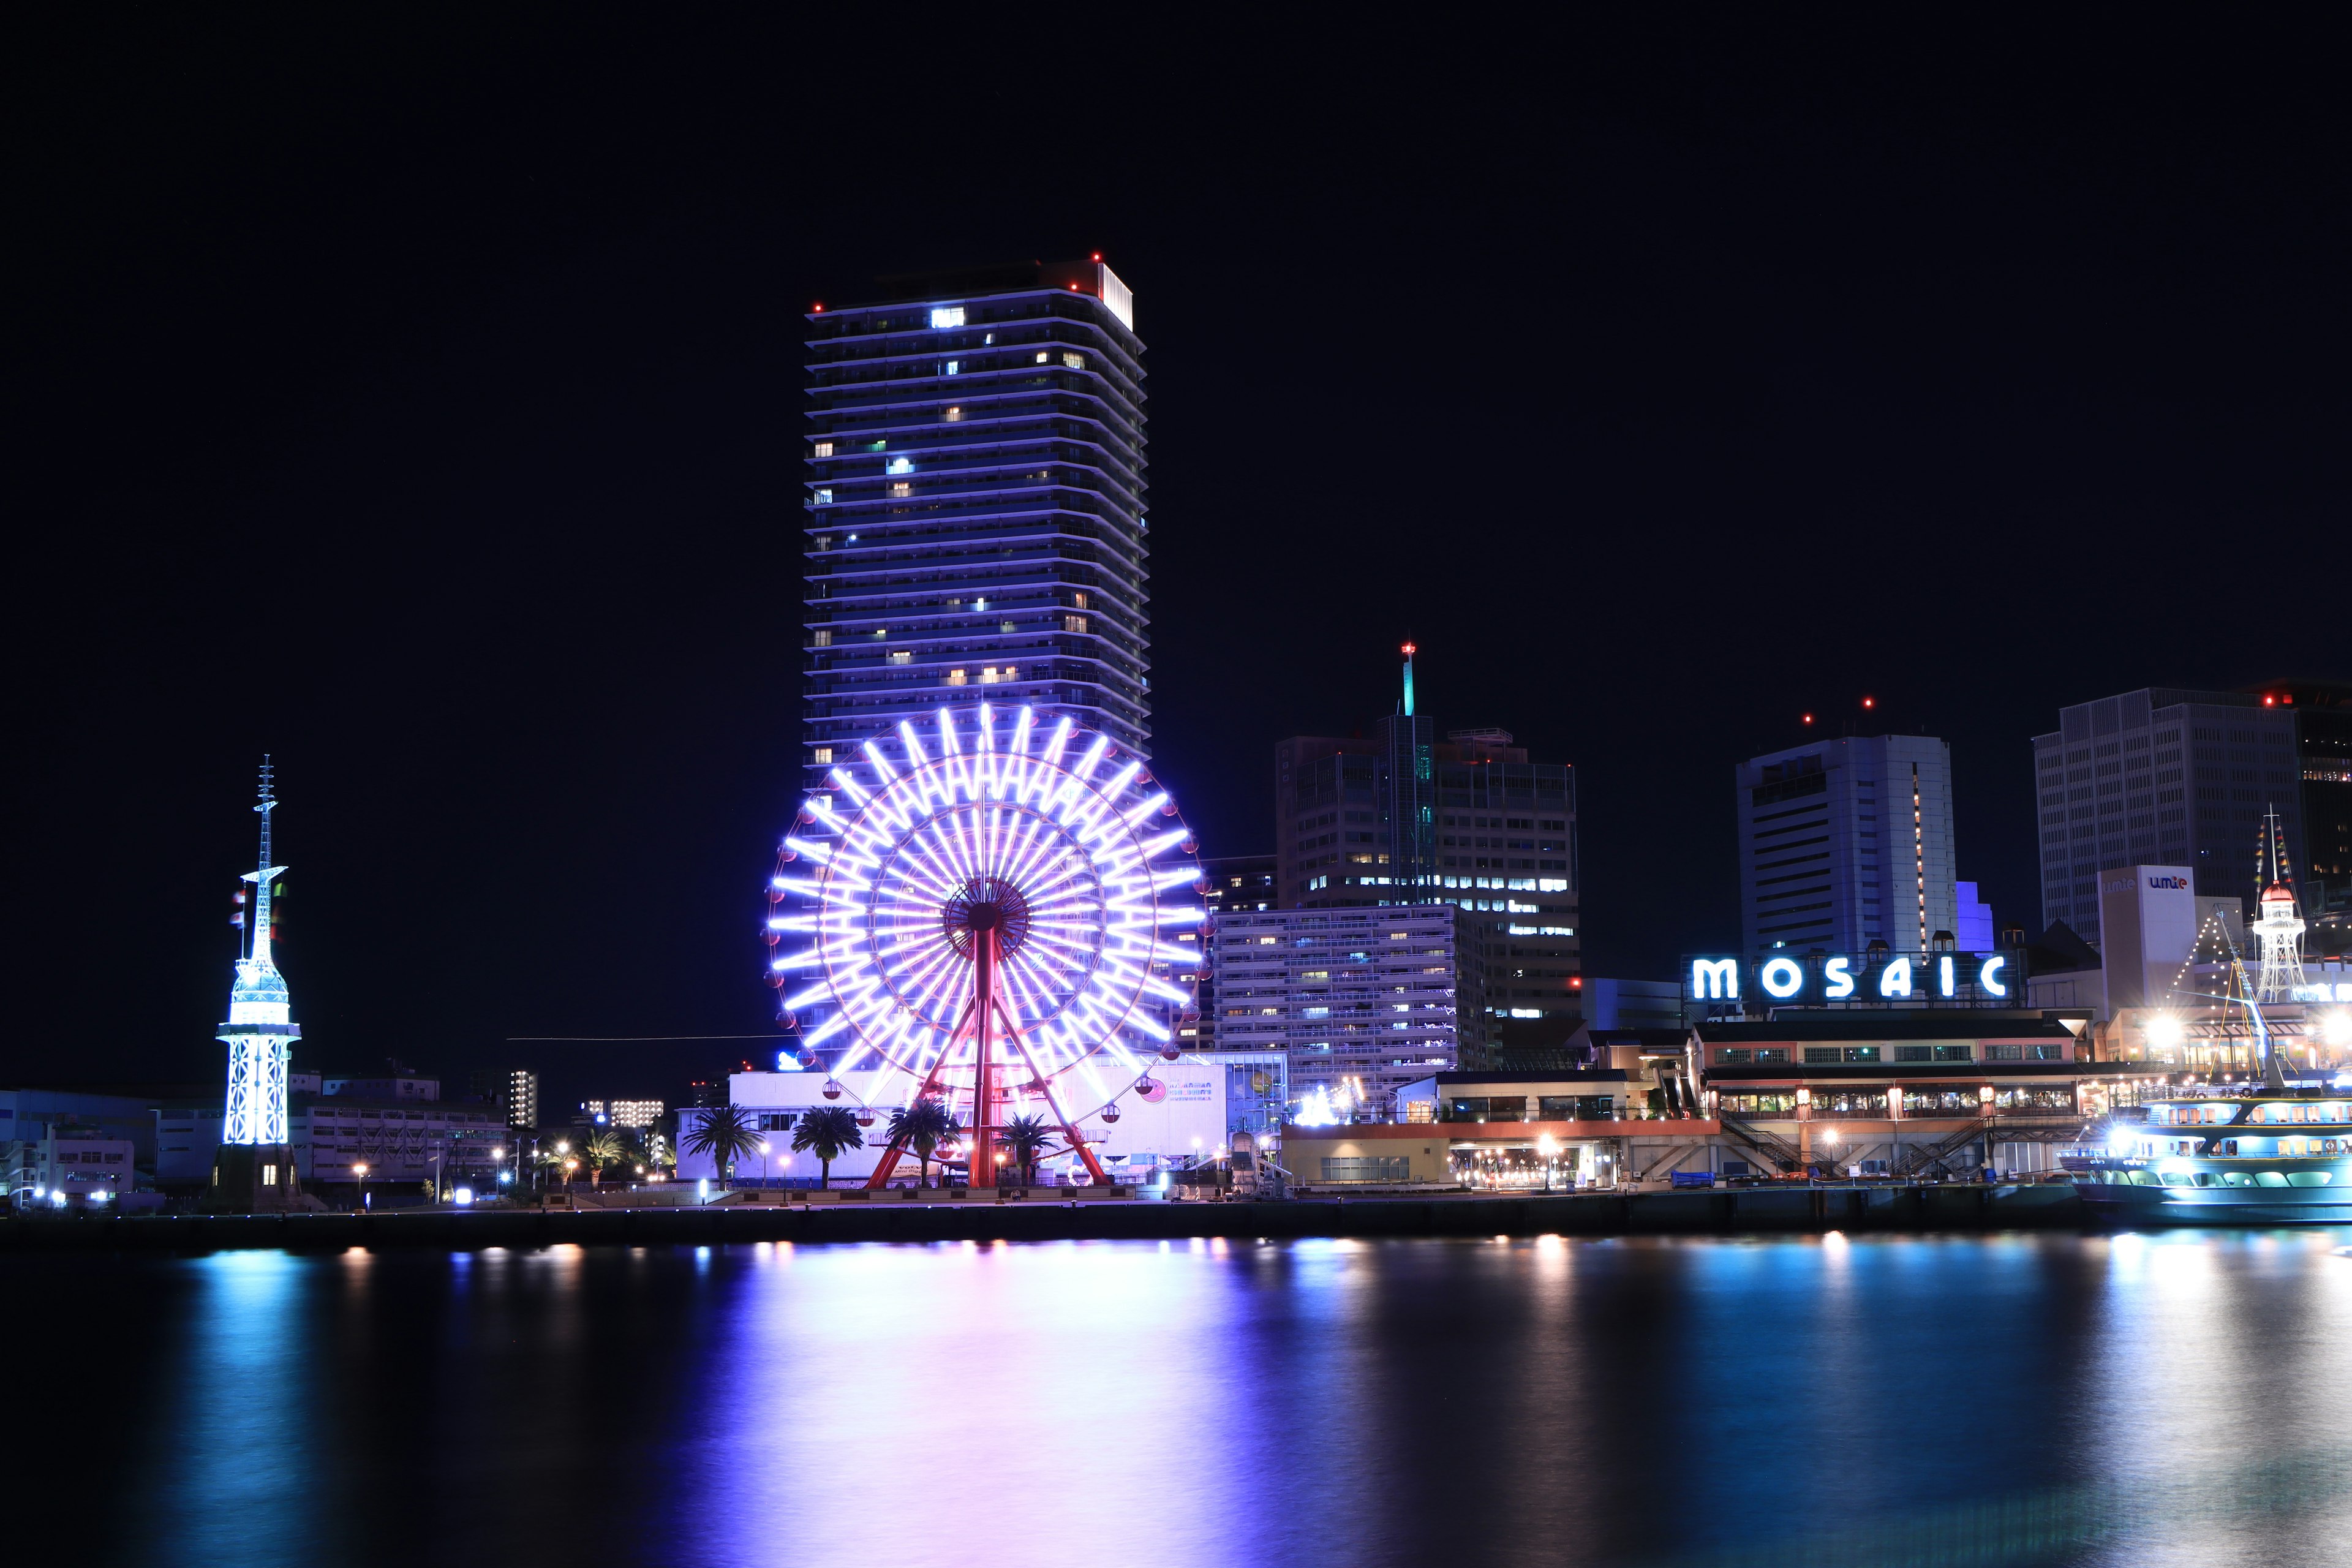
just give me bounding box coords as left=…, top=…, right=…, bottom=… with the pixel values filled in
left=17, top=1231, right=2352, bottom=1567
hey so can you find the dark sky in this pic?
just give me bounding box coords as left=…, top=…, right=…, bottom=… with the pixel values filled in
left=6, top=13, right=2345, bottom=1115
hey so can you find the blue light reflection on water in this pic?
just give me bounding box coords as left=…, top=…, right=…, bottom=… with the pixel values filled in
left=25, top=1229, right=2352, bottom=1567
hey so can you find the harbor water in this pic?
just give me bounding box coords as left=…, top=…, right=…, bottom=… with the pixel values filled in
left=36, top=1230, right=2352, bottom=1566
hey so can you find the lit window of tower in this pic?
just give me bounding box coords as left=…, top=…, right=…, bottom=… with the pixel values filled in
left=802, top=258, right=1148, bottom=786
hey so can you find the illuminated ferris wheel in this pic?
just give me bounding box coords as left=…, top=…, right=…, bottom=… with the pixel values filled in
left=764, top=704, right=1205, bottom=1186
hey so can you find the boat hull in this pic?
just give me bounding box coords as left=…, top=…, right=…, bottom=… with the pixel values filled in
left=2073, top=1166, right=2352, bottom=1226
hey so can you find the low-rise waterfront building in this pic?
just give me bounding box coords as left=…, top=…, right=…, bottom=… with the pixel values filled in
left=155, top=1095, right=505, bottom=1197
left=695, top=1052, right=1286, bottom=1188
left=1277, top=1067, right=1717, bottom=1189
left=1698, top=1011, right=2160, bottom=1179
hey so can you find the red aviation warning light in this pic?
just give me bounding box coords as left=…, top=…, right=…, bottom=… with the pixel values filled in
left=1801, top=713, right=1815, bottom=726
left=1861, top=696, right=1875, bottom=709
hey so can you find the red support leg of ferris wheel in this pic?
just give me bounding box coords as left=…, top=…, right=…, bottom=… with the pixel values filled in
left=969, top=928, right=1001, bottom=1188
left=992, top=997, right=1112, bottom=1186
left=864, top=991, right=975, bottom=1190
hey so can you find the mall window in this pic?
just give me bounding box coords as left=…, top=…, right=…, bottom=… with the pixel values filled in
left=1321, top=1156, right=1410, bottom=1183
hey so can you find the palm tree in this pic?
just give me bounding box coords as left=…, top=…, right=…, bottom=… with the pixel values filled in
left=790, top=1105, right=865, bottom=1189
left=885, top=1096, right=959, bottom=1188
left=577, top=1129, right=628, bottom=1189
left=682, top=1105, right=764, bottom=1186
left=534, top=1140, right=576, bottom=1193
left=997, top=1112, right=1058, bottom=1187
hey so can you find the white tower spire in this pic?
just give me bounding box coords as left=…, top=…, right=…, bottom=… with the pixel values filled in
left=2251, top=804, right=2307, bottom=1005
left=221, top=756, right=298, bottom=1146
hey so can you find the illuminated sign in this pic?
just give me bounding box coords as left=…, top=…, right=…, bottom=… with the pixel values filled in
left=1684, top=952, right=2012, bottom=1006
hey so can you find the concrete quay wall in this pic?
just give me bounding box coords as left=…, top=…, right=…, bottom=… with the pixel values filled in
left=0, top=1184, right=2091, bottom=1252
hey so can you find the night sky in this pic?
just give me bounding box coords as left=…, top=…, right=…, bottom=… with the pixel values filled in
left=8, top=15, right=2346, bottom=1115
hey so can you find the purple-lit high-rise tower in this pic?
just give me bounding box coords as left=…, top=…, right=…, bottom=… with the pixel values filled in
left=799, top=258, right=1148, bottom=786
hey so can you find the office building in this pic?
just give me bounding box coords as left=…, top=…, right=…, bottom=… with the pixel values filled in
left=1585, top=978, right=1684, bottom=1030
left=2032, top=688, right=2306, bottom=946
left=1193, top=854, right=1277, bottom=1049
left=321, top=1071, right=438, bottom=1102
left=1210, top=904, right=1468, bottom=1109
left=1274, top=660, right=1579, bottom=1046
left=801, top=257, right=1148, bottom=786
left=1202, top=853, right=1277, bottom=917
left=7, top=1130, right=137, bottom=1210
left=1736, top=734, right=1958, bottom=959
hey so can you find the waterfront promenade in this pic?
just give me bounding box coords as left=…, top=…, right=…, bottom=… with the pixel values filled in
left=0, top=1182, right=2092, bottom=1251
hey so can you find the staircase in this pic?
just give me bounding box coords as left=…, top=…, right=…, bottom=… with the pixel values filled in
left=1891, top=1119, right=1989, bottom=1178
left=1717, top=1114, right=1806, bottom=1175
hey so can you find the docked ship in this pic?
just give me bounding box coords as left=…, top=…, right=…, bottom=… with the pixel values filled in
left=2070, top=1084, right=2352, bottom=1223
left=2073, top=859, right=2352, bottom=1222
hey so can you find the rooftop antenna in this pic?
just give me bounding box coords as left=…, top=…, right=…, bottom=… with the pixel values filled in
left=247, top=756, right=279, bottom=964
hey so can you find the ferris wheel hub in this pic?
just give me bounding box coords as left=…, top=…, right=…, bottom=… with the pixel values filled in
left=942, top=874, right=1032, bottom=959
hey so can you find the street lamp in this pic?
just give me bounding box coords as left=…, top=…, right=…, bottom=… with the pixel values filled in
left=758, top=1139, right=772, bottom=1186
left=1537, top=1133, right=1558, bottom=1192
left=352, top=1161, right=370, bottom=1211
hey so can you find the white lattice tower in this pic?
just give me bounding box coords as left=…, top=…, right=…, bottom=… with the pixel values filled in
left=221, top=757, right=298, bottom=1145
left=2252, top=805, right=2306, bottom=1005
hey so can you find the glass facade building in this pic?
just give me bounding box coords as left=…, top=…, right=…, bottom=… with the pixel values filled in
left=2032, top=688, right=2305, bottom=947
left=1735, top=734, right=1959, bottom=960
left=801, top=260, right=1148, bottom=785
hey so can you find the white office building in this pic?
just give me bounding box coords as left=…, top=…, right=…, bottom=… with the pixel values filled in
left=1736, top=734, right=1959, bottom=959
left=1212, top=904, right=1464, bottom=1110
left=6, top=1131, right=137, bottom=1210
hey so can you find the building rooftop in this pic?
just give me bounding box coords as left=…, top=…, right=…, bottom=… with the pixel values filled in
left=1699, top=1012, right=2078, bottom=1043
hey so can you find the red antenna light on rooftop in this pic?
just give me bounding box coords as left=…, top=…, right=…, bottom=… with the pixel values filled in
left=1091, top=252, right=1102, bottom=262
left=1401, top=641, right=1417, bottom=657
left=813, top=302, right=824, bottom=312
left=2264, top=694, right=2277, bottom=706
left=1802, top=712, right=1814, bottom=725
left=1861, top=696, right=1875, bottom=709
